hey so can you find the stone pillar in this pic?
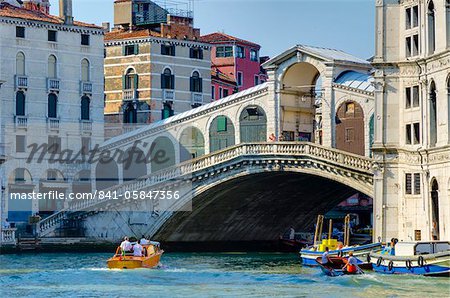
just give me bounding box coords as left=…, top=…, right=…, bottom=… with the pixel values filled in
left=266, top=69, right=278, bottom=140
left=320, top=66, right=335, bottom=148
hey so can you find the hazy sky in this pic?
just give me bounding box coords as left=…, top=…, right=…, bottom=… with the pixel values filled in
left=49, top=0, right=375, bottom=59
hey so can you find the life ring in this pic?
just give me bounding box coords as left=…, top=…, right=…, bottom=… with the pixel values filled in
left=377, top=257, right=382, bottom=267
left=405, top=260, right=412, bottom=270
left=388, top=261, right=394, bottom=271
left=418, top=256, right=424, bottom=267
left=366, top=254, right=371, bottom=263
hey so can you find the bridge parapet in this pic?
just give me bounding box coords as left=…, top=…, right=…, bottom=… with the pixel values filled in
left=38, top=142, right=374, bottom=237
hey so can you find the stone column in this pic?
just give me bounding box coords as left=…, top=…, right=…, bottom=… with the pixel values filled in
left=320, top=66, right=335, bottom=148
left=266, top=69, right=278, bottom=140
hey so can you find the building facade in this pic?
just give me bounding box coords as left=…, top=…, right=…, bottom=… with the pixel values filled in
left=210, top=68, right=237, bottom=100
left=372, top=0, right=450, bottom=242
left=201, top=32, right=265, bottom=96
left=104, top=0, right=211, bottom=135
left=0, top=0, right=104, bottom=229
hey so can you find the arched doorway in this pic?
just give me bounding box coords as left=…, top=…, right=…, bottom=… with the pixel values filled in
left=95, top=159, right=119, bottom=191
left=429, top=81, right=437, bottom=147
left=335, top=101, right=365, bottom=156
left=431, top=179, right=440, bottom=240
left=179, top=127, right=205, bottom=162
left=123, top=147, right=147, bottom=181
left=151, top=136, right=175, bottom=172
left=8, top=168, right=34, bottom=223
left=280, top=62, right=320, bottom=141
left=210, top=115, right=235, bottom=152
left=240, top=106, right=267, bottom=143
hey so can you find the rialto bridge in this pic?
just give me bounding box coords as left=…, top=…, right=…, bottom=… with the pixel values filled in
left=6, top=45, right=379, bottom=243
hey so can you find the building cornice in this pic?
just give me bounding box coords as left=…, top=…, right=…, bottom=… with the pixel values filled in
left=0, top=16, right=104, bottom=35
left=105, top=36, right=211, bottom=50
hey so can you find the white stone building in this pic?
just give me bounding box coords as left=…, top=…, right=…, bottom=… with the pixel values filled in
left=372, top=0, right=450, bottom=242
left=0, top=0, right=104, bottom=230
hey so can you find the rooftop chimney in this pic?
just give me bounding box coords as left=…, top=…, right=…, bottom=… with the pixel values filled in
left=59, top=0, right=73, bottom=25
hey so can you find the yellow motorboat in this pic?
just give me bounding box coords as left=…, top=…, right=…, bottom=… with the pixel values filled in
left=107, top=243, right=164, bottom=269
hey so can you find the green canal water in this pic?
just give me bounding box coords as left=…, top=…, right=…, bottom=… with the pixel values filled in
left=0, top=252, right=448, bottom=297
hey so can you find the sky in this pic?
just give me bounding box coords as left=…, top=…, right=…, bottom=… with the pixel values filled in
left=49, top=0, right=375, bottom=60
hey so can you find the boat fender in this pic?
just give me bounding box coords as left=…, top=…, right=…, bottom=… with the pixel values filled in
left=405, top=260, right=412, bottom=270
left=366, top=254, right=371, bottom=263
left=418, top=256, right=424, bottom=267
left=388, top=261, right=394, bottom=271
left=377, top=257, right=382, bottom=267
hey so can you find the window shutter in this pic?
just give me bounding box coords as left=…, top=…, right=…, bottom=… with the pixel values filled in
left=122, top=75, right=126, bottom=90
left=190, top=77, right=194, bottom=92
left=169, top=107, right=174, bottom=116
left=122, top=46, right=126, bottom=56
left=189, top=48, right=193, bottom=58
left=134, top=44, right=139, bottom=55
left=171, top=75, right=175, bottom=89
left=134, top=74, right=139, bottom=90
left=217, top=116, right=227, bottom=132
left=199, top=49, right=203, bottom=60
left=161, top=45, right=165, bottom=55
left=161, top=74, right=165, bottom=89
left=199, top=78, right=203, bottom=92
left=172, top=46, right=176, bottom=56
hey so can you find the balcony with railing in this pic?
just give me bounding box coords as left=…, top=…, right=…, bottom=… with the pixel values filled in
left=15, top=75, right=28, bottom=89
left=80, top=81, right=93, bottom=95
left=14, top=115, right=28, bottom=129
left=1, top=228, right=17, bottom=244
left=47, top=78, right=60, bottom=92
left=163, top=89, right=175, bottom=101
left=80, top=120, right=92, bottom=132
left=133, top=4, right=193, bottom=26
left=123, top=89, right=137, bottom=101
left=191, top=92, right=203, bottom=106
left=47, top=117, right=60, bottom=131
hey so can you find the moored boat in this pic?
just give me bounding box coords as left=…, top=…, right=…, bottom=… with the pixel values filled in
left=369, top=241, right=450, bottom=277
left=300, top=215, right=381, bottom=268
left=107, top=243, right=164, bottom=269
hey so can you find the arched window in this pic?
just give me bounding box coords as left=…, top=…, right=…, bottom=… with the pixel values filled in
left=16, top=52, right=25, bottom=75
left=123, top=68, right=138, bottom=90
left=81, top=59, right=90, bottom=81
left=16, top=91, right=25, bottom=116
left=81, top=96, right=90, bottom=120
left=161, top=68, right=174, bottom=89
left=190, top=71, right=203, bottom=93
left=48, top=55, right=57, bottom=78
left=48, top=93, right=58, bottom=118
left=428, top=1, right=436, bottom=54
left=429, top=81, right=437, bottom=147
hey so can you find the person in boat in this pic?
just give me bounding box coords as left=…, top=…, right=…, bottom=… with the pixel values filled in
left=140, top=235, right=149, bottom=245
left=120, top=237, right=133, bottom=256
left=382, top=238, right=397, bottom=255
left=431, top=221, right=439, bottom=240
left=322, top=247, right=333, bottom=265
left=133, top=240, right=144, bottom=257
left=343, top=252, right=359, bottom=274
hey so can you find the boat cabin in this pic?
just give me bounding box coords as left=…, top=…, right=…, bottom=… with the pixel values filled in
left=394, top=241, right=450, bottom=256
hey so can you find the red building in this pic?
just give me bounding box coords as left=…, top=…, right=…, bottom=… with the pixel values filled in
left=201, top=32, right=266, bottom=100
left=210, top=68, right=236, bottom=101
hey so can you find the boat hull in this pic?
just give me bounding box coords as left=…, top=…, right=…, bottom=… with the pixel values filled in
left=370, top=251, right=450, bottom=277
left=300, top=242, right=381, bottom=267
left=107, top=252, right=163, bottom=269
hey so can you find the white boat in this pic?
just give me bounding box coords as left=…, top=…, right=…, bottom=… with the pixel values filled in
left=369, top=241, right=450, bottom=277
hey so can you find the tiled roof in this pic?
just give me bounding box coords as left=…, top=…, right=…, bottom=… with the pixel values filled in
left=105, top=29, right=162, bottom=41
left=0, top=3, right=102, bottom=29
left=200, top=32, right=260, bottom=48
left=211, top=68, right=236, bottom=84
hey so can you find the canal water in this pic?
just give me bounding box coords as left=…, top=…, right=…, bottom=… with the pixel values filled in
left=0, top=252, right=448, bottom=297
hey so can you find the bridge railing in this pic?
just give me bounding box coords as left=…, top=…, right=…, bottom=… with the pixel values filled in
left=38, top=142, right=373, bottom=236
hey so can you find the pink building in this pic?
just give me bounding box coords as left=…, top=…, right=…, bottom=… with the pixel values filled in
left=201, top=32, right=265, bottom=99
